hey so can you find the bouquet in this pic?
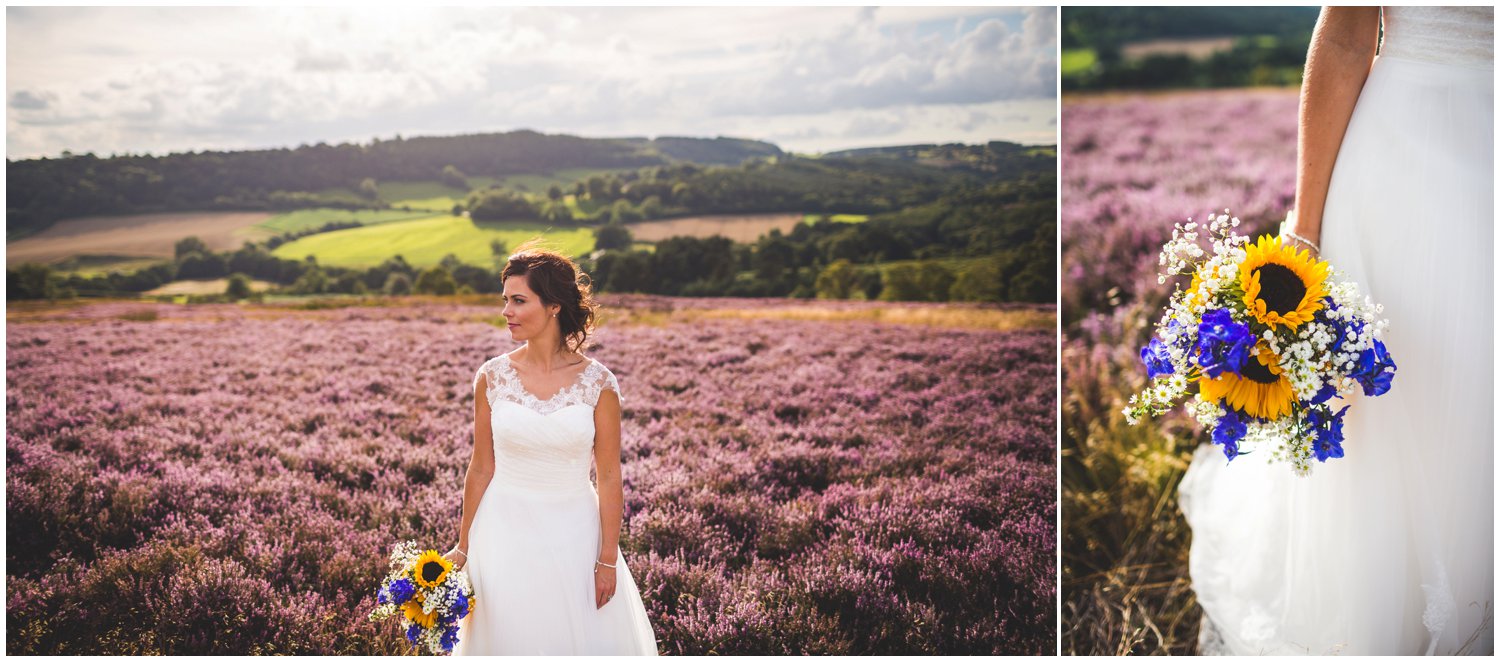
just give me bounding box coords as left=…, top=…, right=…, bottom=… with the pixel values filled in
left=369, top=541, right=476, bottom=654
left=1125, top=211, right=1397, bottom=474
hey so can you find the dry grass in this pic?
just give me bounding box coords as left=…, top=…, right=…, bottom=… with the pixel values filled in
left=1061, top=301, right=1204, bottom=655
left=143, top=278, right=277, bottom=296
left=596, top=296, right=1055, bottom=332
left=5, top=294, right=1052, bottom=334
left=686, top=305, right=1054, bottom=331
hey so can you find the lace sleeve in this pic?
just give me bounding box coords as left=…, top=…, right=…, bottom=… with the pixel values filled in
left=474, top=358, right=499, bottom=409
left=584, top=362, right=624, bottom=408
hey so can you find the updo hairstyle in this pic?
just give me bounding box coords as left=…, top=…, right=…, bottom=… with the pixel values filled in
left=500, top=241, right=598, bottom=353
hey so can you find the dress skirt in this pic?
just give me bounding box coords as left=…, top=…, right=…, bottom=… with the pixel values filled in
left=1179, top=53, right=1494, bottom=655
left=453, top=480, right=658, bottom=655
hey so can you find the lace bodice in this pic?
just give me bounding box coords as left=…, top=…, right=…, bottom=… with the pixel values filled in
left=1381, top=6, right=1494, bottom=69
left=473, top=354, right=623, bottom=496
left=475, top=354, right=623, bottom=415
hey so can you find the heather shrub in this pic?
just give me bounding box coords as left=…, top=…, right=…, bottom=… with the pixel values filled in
left=1060, top=90, right=1296, bottom=654
left=8, top=296, right=1054, bottom=654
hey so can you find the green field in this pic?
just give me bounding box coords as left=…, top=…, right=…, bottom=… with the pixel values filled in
left=494, top=168, right=624, bottom=194
left=49, top=255, right=166, bottom=278
left=802, top=213, right=869, bottom=225
left=376, top=181, right=470, bottom=211
left=307, top=187, right=370, bottom=206
left=256, top=209, right=441, bottom=234
left=1061, top=48, right=1097, bottom=76
left=269, top=215, right=597, bottom=268
left=872, top=255, right=991, bottom=277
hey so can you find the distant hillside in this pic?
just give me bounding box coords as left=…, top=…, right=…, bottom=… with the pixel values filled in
left=624, top=136, right=784, bottom=166
left=5, top=131, right=781, bottom=240
left=822, top=141, right=1056, bottom=180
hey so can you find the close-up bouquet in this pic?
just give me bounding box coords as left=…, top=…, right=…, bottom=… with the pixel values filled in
left=1124, top=211, right=1397, bottom=474
left=369, top=541, right=476, bottom=654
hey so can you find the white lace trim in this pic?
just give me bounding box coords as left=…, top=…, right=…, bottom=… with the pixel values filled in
left=1421, top=565, right=1455, bottom=654
left=475, top=354, right=621, bottom=414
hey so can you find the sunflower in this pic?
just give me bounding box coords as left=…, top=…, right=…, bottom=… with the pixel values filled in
left=402, top=593, right=437, bottom=629
left=412, top=550, right=452, bottom=589
left=1199, top=342, right=1296, bottom=420
left=1238, top=235, right=1329, bottom=331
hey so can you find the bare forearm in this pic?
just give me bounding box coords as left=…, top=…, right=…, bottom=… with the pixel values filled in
left=1294, top=6, right=1380, bottom=239
left=457, top=463, right=493, bottom=550
left=596, top=476, right=623, bottom=563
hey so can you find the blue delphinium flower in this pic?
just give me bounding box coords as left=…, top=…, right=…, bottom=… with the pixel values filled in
left=1140, top=336, right=1175, bottom=378
left=452, top=589, right=471, bottom=619
left=1211, top=405, right=1247, bottom=461
left=389, top=577, right=416, bottom=605
left=1195, top=309, right=1253, bottom=378
left=1350, top=339, right=1397, bottom=396
left=405, top=623, right=422, bottom=646
left=1308, top=404, right=1350, bottom=462
left=1310, top=382, right=1338, bottom=405
left=440, top=626, right=460, bottom=653
left=1314, top=297, right=1345, bottom=354
left=1165, top=319, right=1190, bottom=350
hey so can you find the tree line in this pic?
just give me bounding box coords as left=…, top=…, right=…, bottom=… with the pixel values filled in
left=9, top=172, right=1053, bottom=305
left=587, top=173, right=1055, bottom=303
left=6, top=131, right=783, bottom=239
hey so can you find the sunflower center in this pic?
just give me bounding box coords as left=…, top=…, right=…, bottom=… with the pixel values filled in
left=1253, top=264, right=1306, bottom=315
left=421, top=562, right=444, bottom=584
left=1239, top=357, right=1280, bottom=384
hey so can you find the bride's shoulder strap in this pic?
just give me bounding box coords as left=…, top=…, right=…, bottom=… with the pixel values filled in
left=582, top=358, right=624, bottom=408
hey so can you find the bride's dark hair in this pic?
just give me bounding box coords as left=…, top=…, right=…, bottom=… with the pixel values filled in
left=501, top=240, right=598, bottom=353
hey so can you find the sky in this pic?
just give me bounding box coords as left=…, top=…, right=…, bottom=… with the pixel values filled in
left=5, top=6, right=1057, bottom=160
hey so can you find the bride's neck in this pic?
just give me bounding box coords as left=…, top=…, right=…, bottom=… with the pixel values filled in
left=518, top=338, right=579, bottom=372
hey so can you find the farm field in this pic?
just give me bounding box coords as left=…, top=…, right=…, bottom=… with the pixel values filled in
left=6, top=211, right=276, bottom=265
left=45, top=255, right=166, bottom=278
left=269, top=215, right=596, bottom=267
left=255, top=209, right=441, bottom=234
left=375, top=181, right=469, bottom=212
left=1060, top=88, right=1297, bottom=654
left=801, top=213, right=869, bottom=225
left=1119, top=36, right=1238, bottom=60
left=494, top=168, right=623, bottom=194
left=6, top=295, right=1056, bottom=654
left=143, top=278, right=277, bottom=296
left=625, top=213, right=806, bottom=243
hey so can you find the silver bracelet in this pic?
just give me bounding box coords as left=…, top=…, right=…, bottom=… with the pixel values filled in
left=1283, top=230, right=1320, bottom=255
left=595, top=559, right=616, bottom=569
left=455, top=549, right=467, bottom=559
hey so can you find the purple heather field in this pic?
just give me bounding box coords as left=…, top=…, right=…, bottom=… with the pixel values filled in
left=1060, top=89, right=1297, bottom=653
left=1062, top=89, right=1297, bottom=327
left=6, top=295, right=1055, bottom=655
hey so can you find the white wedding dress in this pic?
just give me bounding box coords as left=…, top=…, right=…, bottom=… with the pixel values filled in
left=1179, top=7, right=1494, bottom=656
left=453, top=354, right=658, bottom=655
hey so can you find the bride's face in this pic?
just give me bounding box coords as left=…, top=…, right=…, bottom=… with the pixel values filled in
left=501, top=274, right=560, bottom=343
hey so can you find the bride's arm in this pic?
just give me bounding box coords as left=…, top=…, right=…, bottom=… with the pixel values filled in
left=448, top=374, right=496, bottom=568
left=592, top=389, right=624, bottom=609
left=1290, top=6, right=1381, bottom=248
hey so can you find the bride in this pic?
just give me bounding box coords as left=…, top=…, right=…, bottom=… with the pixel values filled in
left=1179, top=6, right=1493, bottom=655
left=445, top=244, right=657, bottom=655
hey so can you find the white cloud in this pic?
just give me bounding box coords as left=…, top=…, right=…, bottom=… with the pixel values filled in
left=5, top=6, right=1057, bottom=159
